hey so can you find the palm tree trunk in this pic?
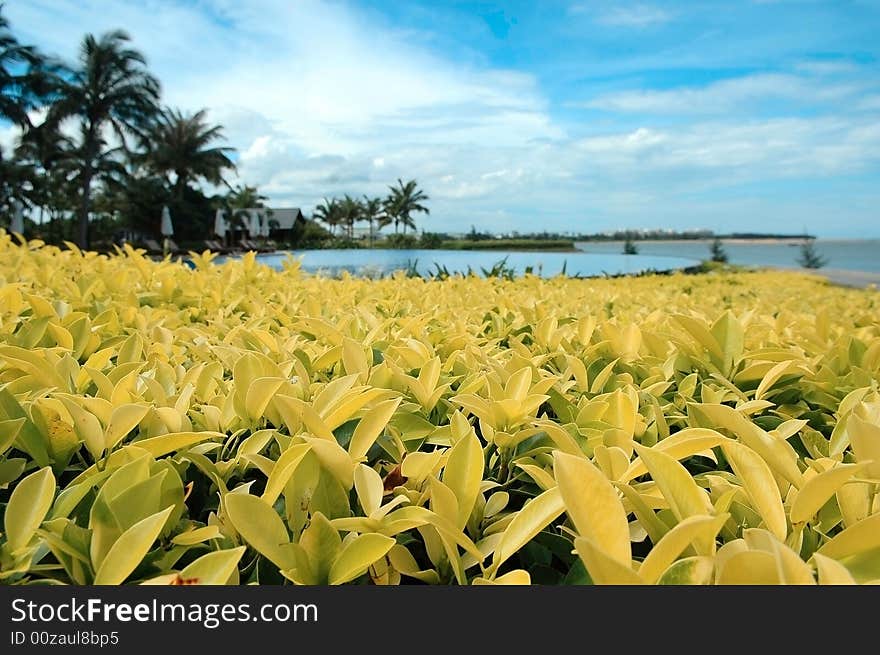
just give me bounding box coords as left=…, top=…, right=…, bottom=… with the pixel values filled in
left=78, top=165, right=93, bottom=249
left=78, top=125, right=96, bottom=249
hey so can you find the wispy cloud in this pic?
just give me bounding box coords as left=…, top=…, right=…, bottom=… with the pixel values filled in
left=583, top=71, right=868, bottom=114
left=589, top=4, right=673, bottom=28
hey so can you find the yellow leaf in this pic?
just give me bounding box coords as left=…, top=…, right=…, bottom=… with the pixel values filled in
left=57, top=396, right=105, bottom=460
left=632, top=444, right=713, bottom=526
left=4, top=466, right=56, bottom=552
left=354, top=464, right=384, bottom=516
left=245, top=377, right=286, bottom=421
left=817, top=512, right=880, bottom=560
left=721, top=440, right=787, bottom=540
left=622, top=428, right=728, bottom=482
left=342, top=338, right=369, bottom=377
left=348, top=397, right=402, bottom=460
left=717, top=550, right=780, bottom=584
left=133, top=431, right=223, bottom=458
left=93, top=506, right=173, bottom=584
left=472, top=569, right=531, bottom=585
left=847, top=412, right=880, bottom=478
left=262, top=443, right=311, bottom=506
left=574, top=536, right=643, bottom=584
left=790, top=462, right=865, bottom=524
left=301, top=435, right=355, bottom=489
left=328, top=533, right=395, bottom=585
left=638, top=514, right=727, bottom=584
left=224, top=492, right=294, bottom=570
left=490, top=487, right=565, bottom=576
left=553, top=451, right=631, bottom=566
left=171, top=525, right=222, bottom=545
left=442, top=430, right=484, bottom=528
left=812, top=553, right=856, bottom=585
left=177, top=547, right=246, bottom=585
left=103, top=404, right=150, bottom=451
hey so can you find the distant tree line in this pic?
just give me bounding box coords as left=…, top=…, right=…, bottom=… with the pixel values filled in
left=313, top=179, right=430, bottom=246
left=1, top=6, right=436, bottom=252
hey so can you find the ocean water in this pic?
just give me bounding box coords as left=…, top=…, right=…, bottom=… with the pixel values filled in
left=249, top=248, right=699, bottom=278
left=574, top=239, right=880, bottom=273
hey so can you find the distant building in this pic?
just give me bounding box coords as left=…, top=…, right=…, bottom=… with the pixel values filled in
left=235, top=207, right=306, bottom=240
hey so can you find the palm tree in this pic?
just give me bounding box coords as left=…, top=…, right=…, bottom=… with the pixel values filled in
left=142, top=107, right=235, bottom=202
left=314, top=197, right=342, bottom=236
left=338, top=194, right=361, bottom=239
left=226, top=183, right=267, bottom=209
left=0, top=4, right=47, bottom=128
left=15, top=123, right=77, bottom=237
left=45, top=30, right=160, bottom=248
left=360, top=195, right=384, bottom=247
left=384, top=178, right=429, bottom=235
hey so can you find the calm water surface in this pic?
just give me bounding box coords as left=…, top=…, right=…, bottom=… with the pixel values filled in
left=574, top=239, right=879, bottom=273
left=250, top=248, right=699, bottom=278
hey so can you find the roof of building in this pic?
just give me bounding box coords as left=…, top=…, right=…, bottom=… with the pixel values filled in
left=239, top=207, right=305, bottom=230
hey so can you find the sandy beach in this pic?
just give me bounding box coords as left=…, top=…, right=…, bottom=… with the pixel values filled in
left=814, top=268, right=880, bottom=289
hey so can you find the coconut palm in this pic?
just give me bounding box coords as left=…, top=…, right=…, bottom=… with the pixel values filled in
left=384, top=178, right=429, bottom=235
left=45, top=30, right=160, bottom=248
left=0, top=4, right=47, bottom=127
left=141, top=107, right=235, bottom=201
left=226, top=183, right=267, bottom=209
left=314, top=197, right=342, bottom=236
left=360, top=195, right=384, bottom=247
left=338, top=194, right=361, bottom=239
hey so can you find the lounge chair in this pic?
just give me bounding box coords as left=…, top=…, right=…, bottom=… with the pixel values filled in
left=239, top=238, right=264, bottom=252
left=203, top=239, right=230, bottom=253
left=143, top=238, right=163, bottom=254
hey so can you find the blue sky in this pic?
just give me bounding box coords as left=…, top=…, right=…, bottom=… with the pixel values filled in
left=4, top=0, right=880, bottom=236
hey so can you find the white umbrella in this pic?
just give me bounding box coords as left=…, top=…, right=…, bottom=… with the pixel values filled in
left=248, top=211, right=261, bottom=238
left=10, top=199, right=25, bottom=234
left=213, top=209, right=227, bottom=238
left=261, top=212, right=271, bottom=237
left=160, top=206, right=174, bottom=236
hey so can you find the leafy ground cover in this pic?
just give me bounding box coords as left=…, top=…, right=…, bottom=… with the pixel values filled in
left=1, top=232, right=879, bottom=585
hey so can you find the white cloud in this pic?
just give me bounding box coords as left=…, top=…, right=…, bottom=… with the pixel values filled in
left=589, top=4, right=672, bottom=28
left=4, top=0, right=880, bottom=237
left=585, top=72, right=865, bottom=113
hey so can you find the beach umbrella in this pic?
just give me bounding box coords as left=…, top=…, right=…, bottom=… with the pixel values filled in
left=10, top=199, right=24, bottom=234
left=160, top=206, right=174, bottom=237
left=213, top=209, right=227, bottom=238
left=261, top=212, right=271, bottom=237
left=248, top=211, right=261, bottom=238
